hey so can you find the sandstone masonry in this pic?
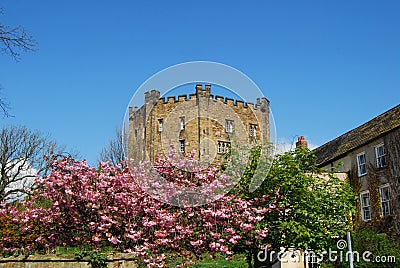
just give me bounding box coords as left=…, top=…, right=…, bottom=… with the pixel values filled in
left=128, top=84, right=270, bottom=163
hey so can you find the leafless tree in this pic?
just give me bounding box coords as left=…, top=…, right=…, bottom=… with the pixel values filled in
left=0, top=125, right=61, bottom=201
left=0, top=87, right=11, bottom=118
left=0, top=8, right=37, bottom=61
left=0, top=7, right=37, bottom=117
left=98, top=127, right=126, bottom=166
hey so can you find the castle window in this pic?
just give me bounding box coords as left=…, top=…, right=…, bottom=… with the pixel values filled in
left=250, top=124, right=257, bottom=137
left=158, top=119, right=163, bottom=132
left=225, top=120, right=233, bottom=133
left=180, top=117, right=185, bottom=130
left=375, top=144, right=386, bottom=168
left=217, top=141, right=231, bottom=154
left=360, top=191, right=371, bottom=221
left=179, top=140, right=185, bottom=153
left=357, top=152, right=367, bottom=177
left=379, top=185, right=391, bottom=216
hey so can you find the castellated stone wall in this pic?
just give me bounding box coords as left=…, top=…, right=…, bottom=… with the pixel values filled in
left=128, top=84, right=270, bottom=163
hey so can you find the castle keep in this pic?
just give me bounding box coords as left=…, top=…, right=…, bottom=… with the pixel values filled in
left=128, top=84, right=270, bottom=163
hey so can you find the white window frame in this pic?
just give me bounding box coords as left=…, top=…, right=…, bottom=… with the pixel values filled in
left=379, top=184, right=391, bottom=216
left=158, top=119, right=163, bottom=132
left=180, top=117, right=185, bottom=130
left=225, top=120, right=233, bottom=133
left=375, top=143, right=386, bottom=168
left=357, top=152, right=367, bottom=177
left=217, top=141, right=231, bottom=154
left=179, top=140, right=185, bottom=153
left=360, top=191, right=371, bottom=221
left=250, top=124, right=257, bottom=137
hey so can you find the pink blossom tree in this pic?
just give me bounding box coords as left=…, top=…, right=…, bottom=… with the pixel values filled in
left=0, top=149, right=280, bottom=267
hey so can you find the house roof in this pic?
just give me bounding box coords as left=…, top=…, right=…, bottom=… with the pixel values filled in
left=313, top=104, right=400, bottom=166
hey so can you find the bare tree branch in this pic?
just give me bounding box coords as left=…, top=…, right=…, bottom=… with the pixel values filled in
left=0, top=125, right=65, bottom=201
left=0, top=86, right=12, bottom=118
left=98, top=127, right=127, bottom=166
left=0, top=8, right=37, bottom=62
left=0, top=7, right=37, bottom=117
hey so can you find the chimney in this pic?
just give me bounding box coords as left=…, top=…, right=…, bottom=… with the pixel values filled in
left=296, top=136, right=308, bottom=149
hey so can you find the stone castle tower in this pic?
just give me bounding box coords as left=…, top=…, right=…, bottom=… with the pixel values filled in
left=128, top=84, right=270, bottom=163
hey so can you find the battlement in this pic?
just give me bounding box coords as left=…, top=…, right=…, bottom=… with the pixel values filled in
left=145, top=89, right=160, bottom=104
left=128, top=83, right=270, bottom=163
left=212, top=94, right=269, bottom=110
left=196, top=83, right=211, bottom=96
left=129, top=84, right=270, bottom=117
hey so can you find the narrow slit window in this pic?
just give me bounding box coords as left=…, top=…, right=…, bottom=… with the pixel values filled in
left=158, top=119, right=163, bottom=132
left=179, top=140, right=185, bottom=153
left=225, top=120, right=233, bottom=133
left=250, top=124, right=257, bottom=137
left=180, top=117, right=185, bottom=130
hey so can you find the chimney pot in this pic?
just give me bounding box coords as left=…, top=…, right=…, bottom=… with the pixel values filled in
left=296, top=136, right=308, bottom=149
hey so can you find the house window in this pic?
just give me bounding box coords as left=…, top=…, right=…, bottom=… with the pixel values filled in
left=217, top=141, right=231, bottom=154
left=250, top=124, right=257, bottom=137
left=179, top=140, right=185, bottom=153
left=379, top=185, right=391, bottom=216
left=357, top=152, right=367, bottom=177
left=158, top=119, right=163, bottom=132
left=225, top=120, right=233, bottom=133
left=375, top=144, right=386, bottom=168
left=306, top=251, right=319, bottom=268
left=360, top=191, right=371, bottom=221
left=180, top=117, right=185, bottom=130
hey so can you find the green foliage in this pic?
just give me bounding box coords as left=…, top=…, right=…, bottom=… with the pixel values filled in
left=74, top=247, right=108, bottom=268
left=322, top=229, right=400, bottom=268
left=0, top=209, right=51, bottom=256
left=352, top=229, right=399, bottom=268
left=235, top=146, right=356, bottom=254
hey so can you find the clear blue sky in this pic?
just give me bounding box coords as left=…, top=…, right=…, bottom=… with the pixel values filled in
left=1, top=0, right=399, bottom=165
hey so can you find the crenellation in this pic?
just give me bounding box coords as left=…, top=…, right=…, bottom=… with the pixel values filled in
left=167, top=96, right=175, bottom=103
left=247, top=102, right=255, bottom=109
left=236, top=100, right=245, bottom=108
left=128, top=84, right=270, bottom=163
left=129, top=106, right=144, bottom=118
left=177, top=94, right=188, bottom=102
left=195, top=84, right=203, bottom=91
left=189, top=93, right=197, bottom=100
left=215, top=95, right=224, bottom=102
left=256, top=97, right=269, bottom=109
left=225, top=98, right=235, bottom=106
left=196, top=83, right=211, bottom=97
